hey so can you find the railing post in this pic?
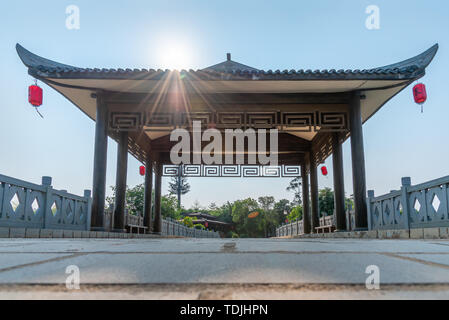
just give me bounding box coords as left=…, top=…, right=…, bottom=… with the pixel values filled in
left=367, top=190, right=374, bottom=230
left=42, top=176, right=53, bottom=229
left=400, top=177, right=412, bottom=230
left=84, top=190, right=92, bottom=231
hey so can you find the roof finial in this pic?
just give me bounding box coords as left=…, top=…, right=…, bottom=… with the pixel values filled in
left=227, top=53, right=231, bottom=61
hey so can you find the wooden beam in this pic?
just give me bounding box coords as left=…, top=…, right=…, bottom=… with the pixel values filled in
left=143, top=158, right=153, bottom=231
left=332, top=132, right=346, bottom=231
left=349, top=92, right=368, bottom=230
left=113, top=131, right=128, bottom=232
left=90, top=91, right=108, bottom=231
left=104, top=92, right=352, bottom=105
left=155, top=152, right=306, bottom=165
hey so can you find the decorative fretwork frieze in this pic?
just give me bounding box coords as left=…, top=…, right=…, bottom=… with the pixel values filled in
left=162, top=165, right=301, bottom=178
left=109, top=111, right=349, bottom=133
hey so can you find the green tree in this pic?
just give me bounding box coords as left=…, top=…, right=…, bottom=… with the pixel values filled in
left=106, top=184, right=181, bottom=220
left=319, top=187, right=334, bottom=216
left=287, top=206, right=303, bottom=222
left=273, top=199, right=292, bottom=225
left=345, top=197, right=354, bottom=211
left=106, top=184, right=145, bottom=215
left=182, top=216, right=194, bottom=228
left=257, top=196, right=278, bottom=237
left=168, top=166, right=190, bottom=209
left=258, top=196, right=275, bottom=212
left=286, top=177, right=302, bottom=205
left=161, top=194, right=181, bottom=219
left=231, top=198, right=261, bottom=238
left=210, top=201, right=233, bottom=224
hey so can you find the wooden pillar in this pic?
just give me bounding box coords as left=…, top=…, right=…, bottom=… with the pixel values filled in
left=349, top=91, right=368, bottom=230
left=143, top=159, right=153, bottom=232
left=301, top=163, right=311, bottom=234
left=90, top=92, right=108, bottom=231
left=310, top=154, right=320, bottom=233
left=153, top=162, right=162, bottom=234
left=113, top=131, right=128, bottom=232
left=332, top=132, right=347, bottom=231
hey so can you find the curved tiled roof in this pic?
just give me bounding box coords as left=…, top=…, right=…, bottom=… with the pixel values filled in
left=16, top=43, right=438, bottom=82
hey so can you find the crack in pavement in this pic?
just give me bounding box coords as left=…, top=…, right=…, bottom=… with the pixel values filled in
left=380, top=252, right=449, bottom=270
left=0, top=253, right=87, bottom=273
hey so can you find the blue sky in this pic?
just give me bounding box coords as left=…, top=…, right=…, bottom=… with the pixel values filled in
left=1, top=0, right=448, bottom=208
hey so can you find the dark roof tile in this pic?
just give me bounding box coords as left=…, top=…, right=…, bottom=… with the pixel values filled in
left=16, top=43, right=438, bottom=82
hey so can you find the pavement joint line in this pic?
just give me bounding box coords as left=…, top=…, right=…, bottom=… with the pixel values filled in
left=1, top=251, right=449, bottom=255
left=430, top=242, right=449, bottom=247
left=380, top=252, right=449, bottom=270
left=0, top=253, right=88, bottom=274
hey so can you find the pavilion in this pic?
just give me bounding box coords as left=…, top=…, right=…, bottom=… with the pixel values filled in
left=16, top=43, right=438, bottom=234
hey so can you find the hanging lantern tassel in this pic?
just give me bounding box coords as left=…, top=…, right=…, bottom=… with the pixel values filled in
left=413, top=83, right=427, bottom=113
left=28, top=80, right=44, bottom=118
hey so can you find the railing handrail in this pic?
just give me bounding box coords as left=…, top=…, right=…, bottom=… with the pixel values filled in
left=407, top=175, right=449, bottom=192
left=0, top=173, right=46, bottom=192
left=0, top=174, right=92, bottom=231
left=370, top=190, right=402, bottom=202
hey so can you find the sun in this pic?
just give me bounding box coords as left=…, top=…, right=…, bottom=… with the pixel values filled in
left=155, top=37, right=194, bottom=70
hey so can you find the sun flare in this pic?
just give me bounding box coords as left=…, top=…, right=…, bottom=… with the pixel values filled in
left=155, top=38, right=194, bottom=70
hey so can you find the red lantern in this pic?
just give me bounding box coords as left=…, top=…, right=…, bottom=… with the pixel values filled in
left=139, top=165, right=145, bottom=176
left=205, top=221, right=209, bottom=228
left=28, top=84, right=43, bottom=107
left=321, top=166, right=328, bottom=176
left=413, top=83, right=427, bottom=105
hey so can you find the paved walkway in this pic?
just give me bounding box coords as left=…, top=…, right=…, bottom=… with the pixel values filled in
left=0, top=238, right=448, bottom=299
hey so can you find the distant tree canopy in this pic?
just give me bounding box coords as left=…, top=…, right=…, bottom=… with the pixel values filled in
left=106, top=184, right=144, bottom=214
left=287, top=206, right=303, bottom=222
left=319, top=187, right=335, bottom=216
left=317, top=188, right=354, bottom=217
left=168, top=171, right=190, bottom=208
left=106, top=183, right=352, bottom=237
left=106, top=184, right=181, bottom=220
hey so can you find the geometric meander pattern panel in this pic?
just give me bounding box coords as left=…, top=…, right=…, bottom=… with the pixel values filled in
left=163, top=165, right=301, bottom=177
left=110, top=111, right=349, bottom=133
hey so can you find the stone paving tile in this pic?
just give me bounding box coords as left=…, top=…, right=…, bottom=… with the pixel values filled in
left=0, top=239, right=448, bottom=286
left=1, top=251, right=449, bottom=285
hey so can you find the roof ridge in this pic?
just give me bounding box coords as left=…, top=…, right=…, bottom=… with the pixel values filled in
left=16, top=43, right=438, bottom=81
